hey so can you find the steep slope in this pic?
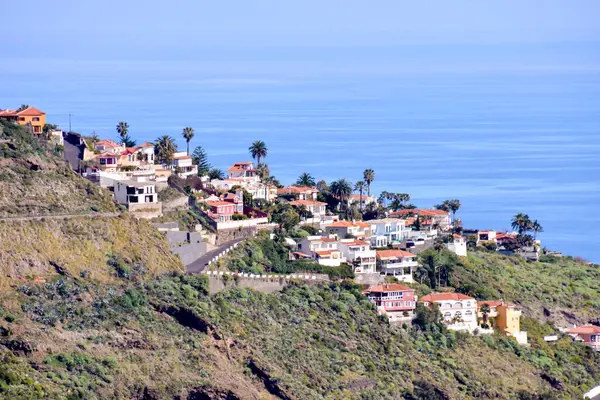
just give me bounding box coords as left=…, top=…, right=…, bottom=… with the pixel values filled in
left=452, top=251, right=600, bottom=325
left=0, top=120, right=116, bottom=217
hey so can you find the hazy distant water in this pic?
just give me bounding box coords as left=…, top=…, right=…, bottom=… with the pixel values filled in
left=2, top=61, right=599, bottom=262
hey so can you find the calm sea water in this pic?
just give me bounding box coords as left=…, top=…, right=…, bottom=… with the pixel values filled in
left=1, top=53, right=599, bottom=262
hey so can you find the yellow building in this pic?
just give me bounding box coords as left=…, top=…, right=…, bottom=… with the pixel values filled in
left=478, top=300, right=528, bottom=344
left=0, top=106, right=47, bottom=134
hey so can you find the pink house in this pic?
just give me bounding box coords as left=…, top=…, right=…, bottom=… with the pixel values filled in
left=95, top=152, right=119, bottom=171
left=363, top=283, right=417, bottom=323
left=277, top=186, right=319, bottom=200
left=206, top=200, right=235, bottom=222
left=567, top=326, right=600, bottom=352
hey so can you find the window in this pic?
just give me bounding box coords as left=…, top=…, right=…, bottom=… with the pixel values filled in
left=455, top=302, right=462, bottom=308
left=18, top=117, right=25, bottom=121
left=33, top=126, right=41, bottom=133
left=444, top=312, right=451, bottom=318
left=455, top=311, right=462, bottom=319
left=465, top=310, right=472, bottom=316
left=33, top=117, right=40, bottom=121
left=444, top=303, right=452, bottom=308
left=592, top=336, right=597, bottom=342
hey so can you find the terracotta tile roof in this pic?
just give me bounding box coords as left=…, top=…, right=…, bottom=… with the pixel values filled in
left=293, top=251, right=312, bottom=258
left=308, top=237, right=338, bottom=243
left=95, top=152, right=118, bottom=158
left=289, top=200, right=327, bottom=206
left=173, top=155, right=192, bottom=160
left=96, top=139, right=121, bottom=148
left=453, top=234, right=463, bottom=239
left=376, top=250, right=415, bottom=259
left=277, top=186, right=318, bottom=194
left=137, top=142, right=154, bottom=148
left=326, top=220, right=371, bottom=229
left=391, top=209, right=449, bottom=217
left=0, top=109, right=18, bottom=117
left=477, top=300, right=516, bottom=309
left=16, top=107, right=46, bottom=116
left=419, top=293, right=475, bottom=303
left=365, top=283, right=414, bottom=293
left=340, top=240, right=370, bottom=246
left=228, top=166, right=244, bottom=171
left=234, top=162, right=253, bottom=165
left=206, top=200, right=234, bottom=207
left=315, top=250, right=337, bottom=257
left=567, top=325, right=600, bottom=335
left=349, top=194, right=374, bottom=200
left=121, top=148, right=137, bottom=155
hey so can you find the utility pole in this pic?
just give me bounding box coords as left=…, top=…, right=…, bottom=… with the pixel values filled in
left=69, top=113, right=72, bottom=132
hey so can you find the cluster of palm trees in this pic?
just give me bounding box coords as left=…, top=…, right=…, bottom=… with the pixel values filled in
left=416, top=245, right=458, bottom=289
left=434, top=199, right=462, bottom=222
left=511, top=213, right=543, bottom=239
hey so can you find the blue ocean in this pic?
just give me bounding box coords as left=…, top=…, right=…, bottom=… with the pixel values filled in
left=2, top=44, right=599, bottom=262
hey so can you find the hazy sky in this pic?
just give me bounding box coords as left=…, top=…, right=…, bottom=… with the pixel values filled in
left=2, top=0, right=599, bottom=60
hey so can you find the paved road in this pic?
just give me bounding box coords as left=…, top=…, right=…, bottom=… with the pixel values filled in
left=0, top=212, right=121, bottom=222
left=186, top=238, right=246, bottom=274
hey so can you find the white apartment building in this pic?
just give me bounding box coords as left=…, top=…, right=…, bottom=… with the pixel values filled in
left=419, top=293, right=478, bottom=332
left=338, top=239, right=376, bottom=274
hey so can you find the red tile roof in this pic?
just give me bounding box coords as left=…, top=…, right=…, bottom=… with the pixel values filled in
left=340, top=240, right=370, bottom=246
left=16, top=107, right=46, bottom=116
left=391, top=209, right=449, bottom=217
left=137, top=142, right=154, bottom=148
left=315, top=250, right=338, bottom=257
left=419, top=293, right=475, bottom=303
left=206, top=200, right=234, bottom=207
left=308, top=237, right=338, bottom=243
left=477, top=300, right=516, bottom=309
left=0, top=109, right=18, bottom=117
left=365, top=283, right=414, bottom=293
left=567, top=325, right=600, bottom=335
left=173, top=155, right=192, bottom=160
left=326, top=220, right=370, bottom=228
left=376, top=250, right=415, bottom=259
left=277, top=186, right=318, bottom=194
left=289, top=200, right=326, bottom=206
left=96, top=139, right=121, bottom=148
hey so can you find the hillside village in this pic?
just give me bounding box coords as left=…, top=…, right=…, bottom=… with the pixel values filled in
left=1, top=106, right=599, bottom=357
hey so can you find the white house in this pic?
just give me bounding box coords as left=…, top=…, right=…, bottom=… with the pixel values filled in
left=324, top=220, right=371, bottom=239
left=446, top=234, right=467, bottom=257
left=94, top=139, right=124, bottom=154
left=419, top=293, right=478, bottom=332
left=136, top=142, right=155, bottom=164
left=171, top=151, right=198, bottom=177
left=376, top=249, right=418, bottom=282
left=114, top=180, right=158, bottom=205
left=391, top=209, right=452, bottom=230
left=277, top=186, right=319, bottom=201
left=347, top=194, right=377, bottom=209
left=289, top=200, right=327, bottom=220
left=368, top=218, right=409, bottom=247
left=296, top=236, right=343, bottom=267
left=227, top=162, right=259, bottom=183
left=338, top=239, right=376, bottom=273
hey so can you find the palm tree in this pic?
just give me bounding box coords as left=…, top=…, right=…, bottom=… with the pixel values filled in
left=256, top=163, right=270, bottom=182
left=330, top=179, right=353, bottom=212
left=532, top=219, right=543, bottom=240
left=116, top=121, right=129, bottom=142
left=249, top=140, right=268, bottom=164
left=154, top=135, right=177, bottom=165
left=480, top=303, right=491, bottom=326
left=448, top=199, right=461, bottom=222
left=208, top=168, right=225, bottom=180
left=296, top=172, right=315, bottom=187
left=511, top=213, right=532, bottom=235
left=182, top=127, right=195, bottom=155
left=354, top=180, right=366, bottom=211
left=363, top=169, right=375, bottom=197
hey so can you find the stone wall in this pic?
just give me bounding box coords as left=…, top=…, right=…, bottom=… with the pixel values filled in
left=128, top=202, right=163, bottom=219
left=163, top=196, right=189, bottom=211
left=354, top=273, right=384, bottom=286
left=215, top=226, right=257, bottom=246
left=206, top=273, right=330, bottom=295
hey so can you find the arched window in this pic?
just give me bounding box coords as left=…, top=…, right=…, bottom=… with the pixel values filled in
left=445, top=303, right=452, bottom=308
left=455, top=302, right=462, bottom=308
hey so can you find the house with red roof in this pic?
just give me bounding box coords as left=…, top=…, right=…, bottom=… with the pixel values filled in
left=347, top=193, right=377, bottom=209
left=477, top=300, right=527, bottom=344
left=419, top=293, right=478, bottom=332
left=296, top=236, right=343, bottom=267
left=289, top=199, right=327, bottom=220
left=376, top=249, right=418, bottom=282
left=277, top=186, right=319, bottom=201
left=324, top=220, right=371, bottom=239
left=94, top=139, right=124, bottom=154
left=390, top=209, right=451, bottom=230
left=0, top=106, right=46, bottom=134
left=171, top=151, right=198, bottom=178
left=567, top=326, right=600, bottom=352
left=227, top=162, right=258, bottom=182
left=363, top=283, right=417, bottom=323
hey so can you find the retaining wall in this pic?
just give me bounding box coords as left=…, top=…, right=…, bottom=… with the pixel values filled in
left=204, top=271, right=329, bottom=294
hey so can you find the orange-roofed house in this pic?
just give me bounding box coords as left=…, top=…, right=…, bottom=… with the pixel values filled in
left=390, top=209, right=451, bottom=230
left=94, top=139, right=125, bottom=154
left=363, top=283, right=417, bottom=323
left=296, top=235, right=343, bottom=266
left=0, top=106, right=46, bottom=134
left=325, top=220, right=371, bottom=239
left=171, top=151, right=198, bottom=177
left=227, top=162, right=259, bottom=182
left=338, top=239, right=376, bottom=273
left=204, top=200, right=236, bottom=223
left=347, top=193, right=377, bottom=209
left=277, top=186, right=319, bottom=201
left=289, top=200, right=327, bottom=220
left=567, top=326, right=600, bottom=352
left=376, top=249, right=418, bottom=282
left=419, top=293, right=478, bottom=332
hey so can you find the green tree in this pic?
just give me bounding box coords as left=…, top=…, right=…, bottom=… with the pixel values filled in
left=296, top=172, right=315, bottom=187
left=316, top=180, right=328, bottom=193
left=363, top=168, right=375, bottom=197
left=208, top=168, right=225, bottom=180
left=191, top=146, right=211, bottom=176
left=249, top=140, right=268, bottom=164
left=256, top=163, right=270, bottom=183
left=17, top=104, right=29, bottom=111
left=154, top=135, right=177, bottom=164
left=389, top=193, right=411, bottom=211
left=330, top=179, right=353, bottom=212
left=121, top=134, right=136, bottom=148
left=116, top=121, right=129, bottom=142
left=418, top=249, right=439, bottom=289
left=42, top=123, right=58, bottom=134
left=182, top=127, right=195, bottom=155
left=511, top=213, right=532, bottom=235
left=480, top=303, right=491, bottom=326
left=354, top=180, right=366, bottom=211
left=532, top=219, right=543, bottom=240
